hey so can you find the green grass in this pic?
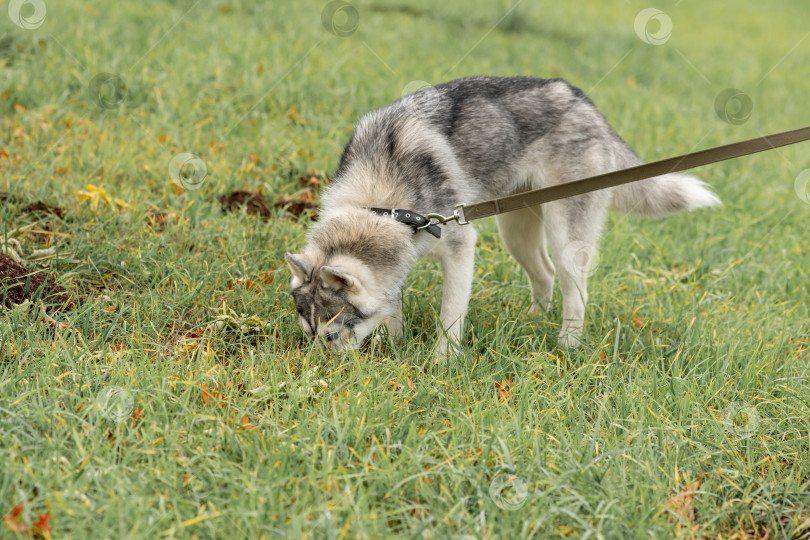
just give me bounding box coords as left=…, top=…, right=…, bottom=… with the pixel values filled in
left=2, top=0, right=809, bottom=538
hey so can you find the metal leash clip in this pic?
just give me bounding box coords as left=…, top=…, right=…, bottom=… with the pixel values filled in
left=418, top=203, right=469, bottom=230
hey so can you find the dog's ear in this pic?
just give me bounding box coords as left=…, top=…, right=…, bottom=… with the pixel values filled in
left=285, top=252, right=312, bottom=283
left=320, top=266, right=359, bottom=292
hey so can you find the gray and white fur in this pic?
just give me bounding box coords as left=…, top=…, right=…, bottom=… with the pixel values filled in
left=285, top=76, right=720, bottom=355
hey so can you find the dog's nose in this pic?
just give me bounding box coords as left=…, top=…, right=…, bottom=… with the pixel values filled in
left=319, top=331, right=339, bottom=350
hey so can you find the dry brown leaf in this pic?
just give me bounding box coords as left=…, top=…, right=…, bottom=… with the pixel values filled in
left=241, top=414, right=256, bottom=430
left=495, top=378, right=512, bottom=402
left=4, top=504, right=26, bottom=533
left=667, top=476, right=701, bottom=523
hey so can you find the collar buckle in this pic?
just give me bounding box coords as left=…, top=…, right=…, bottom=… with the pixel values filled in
left=365, top=207, right=443, bottom=239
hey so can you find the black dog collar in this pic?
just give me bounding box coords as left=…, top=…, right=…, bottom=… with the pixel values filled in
left=365, top=207, right=442, bottom=239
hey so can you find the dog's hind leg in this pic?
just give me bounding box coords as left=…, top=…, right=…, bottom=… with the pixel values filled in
left=495, top=205, right=556, bottom=313
left=543, top=192, right=608, bottom=348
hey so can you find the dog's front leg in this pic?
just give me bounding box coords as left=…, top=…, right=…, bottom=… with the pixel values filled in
left=382, top=297, right=403, bottom=338
left=435, top=226, right=477, bottom=360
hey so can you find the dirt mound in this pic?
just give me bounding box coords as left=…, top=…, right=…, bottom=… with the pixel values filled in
left=219, top=189, right=319, bottom=222
left=219, top=190, right=271, bottom=219
left=146, top=209, right=175, bottom=231
left=0, top=253, right=75, bottom=310
left=275, top=195, right=319, bottom=221
left=1, top=193, right=66, bottom=219
left=23, top=201, right=65, bottom=218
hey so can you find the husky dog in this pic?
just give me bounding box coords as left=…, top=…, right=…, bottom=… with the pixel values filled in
left=285, top=76, right=720, bottom=355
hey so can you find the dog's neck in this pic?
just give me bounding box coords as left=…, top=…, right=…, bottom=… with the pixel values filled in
left=308, top=208, right=419, bottom=285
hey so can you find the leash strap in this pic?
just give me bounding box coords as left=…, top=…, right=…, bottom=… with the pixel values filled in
left=438, top=125, right=810, bottom=223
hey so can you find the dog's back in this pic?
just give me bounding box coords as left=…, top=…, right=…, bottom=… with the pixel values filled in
left=328, top=77, right=626, bottom=212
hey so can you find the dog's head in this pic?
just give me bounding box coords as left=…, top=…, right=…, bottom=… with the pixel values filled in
left=285, top=251, right=398, bottom=350
left=285, top=208, right=419, bottom=349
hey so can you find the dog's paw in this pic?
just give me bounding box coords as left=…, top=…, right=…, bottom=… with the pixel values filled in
left=382, top=314, right=403, bottom=338
left=529, top=300, right=552, bottom=315
left=557, top=330, right=584, bottom=349
left=434, top=338, right=462, bottom=363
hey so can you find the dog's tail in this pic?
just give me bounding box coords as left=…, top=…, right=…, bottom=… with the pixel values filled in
left=611, top=171, right=721, bottom=217
left=603, top=130, right=721, bottom=216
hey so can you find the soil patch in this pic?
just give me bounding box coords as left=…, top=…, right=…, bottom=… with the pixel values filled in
left=219, top=190, right=271, bottom=219
left=146, top=209, right=173, bottom=231
left=1, top=194, right=65, bottom=219
left=23, top=201, right=65, bottom=219
left=297, top=173, right=325, bottom=189
left=275, top=195, right=319, bottom=221
left=0, top=253, right=76, bottom=310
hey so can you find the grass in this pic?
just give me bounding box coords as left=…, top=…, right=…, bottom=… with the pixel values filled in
left=1, top=0, right=809, bottom=537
